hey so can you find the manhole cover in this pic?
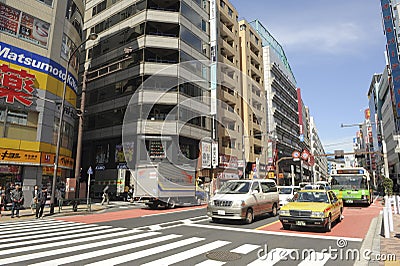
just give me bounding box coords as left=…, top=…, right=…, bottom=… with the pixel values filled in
left=206, top=251, right=242, bottom=262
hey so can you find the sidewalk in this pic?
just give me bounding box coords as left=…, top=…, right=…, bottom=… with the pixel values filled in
left=0, top=202, right=108, bottom=222
left=380, top=213, right=400, bottom=266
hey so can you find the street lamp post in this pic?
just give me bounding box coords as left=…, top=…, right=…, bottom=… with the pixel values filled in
left=50, top=33, right=98, bottom=214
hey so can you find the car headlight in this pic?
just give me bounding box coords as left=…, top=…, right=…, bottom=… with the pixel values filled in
left=280, top=210, right=290, bottom=216
left=311, top=211, right=325, bottom=218
left=232, top=200, right=245, bottom=208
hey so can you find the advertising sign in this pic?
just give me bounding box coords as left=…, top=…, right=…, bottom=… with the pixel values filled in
left=381, top=0, right=400, bottom=117
left=0, top=3, right=50, bottom=48
left=201, top=141, right=211, bottom=169
left=0, top=148, right=40, bottom=165
left=0, top=64, right=35, bottom=106
left=0, top=41, right=79, bottom=93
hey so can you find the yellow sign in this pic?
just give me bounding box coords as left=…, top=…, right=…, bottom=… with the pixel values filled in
left=0, top=148, right=41, bottom=165
left=41, top=153, right=74, bottom=169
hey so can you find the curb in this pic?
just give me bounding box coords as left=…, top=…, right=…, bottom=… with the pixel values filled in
left=354, top=196, right=382, bottom=266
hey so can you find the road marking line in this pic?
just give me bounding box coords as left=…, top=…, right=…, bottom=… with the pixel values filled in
left=0, top=231, right=160, bottom=265
left=1, top=222, right=95, bottom=239
left=141, top=240, right=231, bottom=266
left=195, top=260, right=226, bottom=266
left=256, top=220, right=280, bottom=230
left=184, top=223, right=363, bottom=242
left=142, top=206, right=206, bottom=217
left=0, top=219, right=64, bottom=228
left=0, top=225, right=115, bottom=249
left=248, top=248, right=297, bottom=265
left=0, top=228, right=145, bottom=257
left=298, top=251, right=331, bottom=265
left=1, top=220, right=75, bottom=232
left=0, top=224, right=104, bottom=244
left=29, top=234, right=182, bottom=266
left=230, top=244, right=260, bottom=254
left=85, top=237, right=205, bottom=266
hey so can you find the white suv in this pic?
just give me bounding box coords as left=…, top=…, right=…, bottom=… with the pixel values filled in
left=207, top=179, right=279, bottom=224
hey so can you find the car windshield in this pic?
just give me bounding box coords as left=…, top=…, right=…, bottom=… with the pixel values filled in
left=279, top=187, right=293, bottom=194
left=219, top=181, right=250, bottom=194
left=293, top=191, right=329, bottom=203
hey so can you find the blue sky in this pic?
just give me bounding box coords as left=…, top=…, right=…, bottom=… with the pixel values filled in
left=230, top=0, right=387, bottom=152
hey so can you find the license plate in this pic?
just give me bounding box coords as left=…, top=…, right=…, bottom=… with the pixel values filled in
left=217, top=210, right=225, bottom=215
left=346, top=200, right=353, bottom=203
left=296, top=221, right=306, bottom=226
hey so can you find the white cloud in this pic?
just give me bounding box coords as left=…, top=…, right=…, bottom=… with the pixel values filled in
left=271, top=22, right=369, bottom=55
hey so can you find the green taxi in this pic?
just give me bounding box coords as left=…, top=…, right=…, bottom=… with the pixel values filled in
left=279, top=189, right=343, bottom=232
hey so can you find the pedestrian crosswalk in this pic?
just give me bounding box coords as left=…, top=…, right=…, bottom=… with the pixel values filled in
left=0, top=219, right=337, bottom=265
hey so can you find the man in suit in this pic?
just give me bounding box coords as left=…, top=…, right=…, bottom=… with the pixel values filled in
left=10, top=184, right=24, bottom=218
left=36, top=187, right=47, bottom=219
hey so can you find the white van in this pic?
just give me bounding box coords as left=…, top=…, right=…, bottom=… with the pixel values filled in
left=278, top=186, right=301, bottom=206
left=207, top=179, right=279, bottom=224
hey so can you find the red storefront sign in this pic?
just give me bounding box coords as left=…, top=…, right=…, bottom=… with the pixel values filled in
left=0, top=64, right=35, bottom=106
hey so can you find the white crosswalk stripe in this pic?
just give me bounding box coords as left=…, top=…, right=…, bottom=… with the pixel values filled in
left=0, top=219, right=335, bottom=266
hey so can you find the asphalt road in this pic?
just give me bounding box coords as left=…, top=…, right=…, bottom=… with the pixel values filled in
left=0, top=202, right=381, bottom=265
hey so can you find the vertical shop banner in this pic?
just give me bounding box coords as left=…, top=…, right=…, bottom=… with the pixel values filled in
left=201, top=141, right=211, bottom=169
left=381, top=0, right=400, bottom=117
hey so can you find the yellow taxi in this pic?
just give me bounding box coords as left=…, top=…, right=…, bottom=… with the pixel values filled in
left=279, top=189, right=343, bottom=232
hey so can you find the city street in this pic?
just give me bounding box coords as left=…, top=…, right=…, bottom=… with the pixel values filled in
left=0, top=200, right=383, bottom=265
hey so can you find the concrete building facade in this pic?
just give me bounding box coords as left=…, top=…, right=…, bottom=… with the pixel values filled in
left=0, top=0, right=84, bottom=204
left=81, top=0, right=212, bottom=198
left=238, top=19, right=267, bottom=179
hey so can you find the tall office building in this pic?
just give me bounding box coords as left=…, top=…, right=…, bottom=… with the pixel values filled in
left=81, top=0, right=211, bottom=197
left=0, top=0, right=84, bottom=202
left=238, top=20, right=267, bottom=179
left=250, top=20, right=303, bottom=180
left=213, top=0, right=243, bottom=180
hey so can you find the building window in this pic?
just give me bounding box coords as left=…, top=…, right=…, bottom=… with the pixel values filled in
left=240, top=24, right=246, bottom=31
left=220, top=0, right=225, bottom=8
left=65, top=0, right=83, bottom=37
left=202, top=19, right=207, bottom=32
left=228, top=7, right=233, bottom=17
left=6, top=110, right=28, bottom=126
left=92, top=0, right=107, bottom=16
left=37, top=0, right=53, bottom=7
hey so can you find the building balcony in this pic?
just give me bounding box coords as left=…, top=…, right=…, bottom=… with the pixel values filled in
left=220, top=22, right=235, bottom=42
left=220, top=38, right=236, bottom=57
left=147, top=9, right=179, bottom=23
left=218, top=87, right=237, bottom=105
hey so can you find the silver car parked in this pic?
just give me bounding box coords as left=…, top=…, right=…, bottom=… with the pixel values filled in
left=207, top=179, right=279, bottom=224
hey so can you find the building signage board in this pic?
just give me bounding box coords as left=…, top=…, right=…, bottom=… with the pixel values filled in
left=212, top=141, right=218, bottom=168
left=381, top=0, right=400, bottom=117
left=201, top=141, right=211, bottom=169
left=0, top=41, right=78, bottom=93
left=0, top=3, right=50, bottom=48
left=0, top=148, right=40, bottom=165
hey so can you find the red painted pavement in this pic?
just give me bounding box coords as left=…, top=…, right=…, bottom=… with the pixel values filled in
left=258, top=200, right=383, bottom=239
left=56, top=205, right=206, bottom=223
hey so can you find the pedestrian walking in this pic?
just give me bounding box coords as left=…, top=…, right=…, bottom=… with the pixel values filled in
left=10, top=184, right=24, bottom=218
left=0, top=185, right=5, bottom=218
left=36, top=187, right=47, bottom=219
left=56, top=188, right=64, bottom=212
left=101, top=185, right=109, bottom=205
left=32, top=185, right=39, bottom=214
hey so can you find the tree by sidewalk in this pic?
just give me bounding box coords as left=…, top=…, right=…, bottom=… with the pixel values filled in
left=383, top=177, right=394, bottom=196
